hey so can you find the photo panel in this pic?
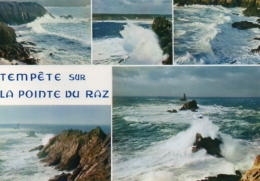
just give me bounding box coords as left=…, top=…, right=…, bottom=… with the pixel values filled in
left=0, top=105, right=111, bottom=181
left=0, top=0, right=91, bottom=65
left=93, top=0, right=173, bottom=65
left=174, top=1, right=260, bottom=64
left=113, top=66, right=260, bottom=181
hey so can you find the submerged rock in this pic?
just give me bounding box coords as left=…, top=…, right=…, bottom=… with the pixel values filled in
left=0, top=2, right=47, bottom=25
left=152, top=16, right=172, bottom=65
left=180, top=100, right=199, bottom=111
left=232, top=21, right=260, bottom=30
left=167, top=109, right=178, bottom=113
left=38, top=127, right=111, bottom=181
left=192, top=133, right=223, bottom=157
left=241, top=155, right=260, bottom=181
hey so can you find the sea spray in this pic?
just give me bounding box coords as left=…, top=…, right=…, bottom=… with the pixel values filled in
left=120, top=22, right=165, bottom=64
left=42, top=134, right=55, bottom=145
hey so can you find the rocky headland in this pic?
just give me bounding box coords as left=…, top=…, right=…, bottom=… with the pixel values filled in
left=0, top=1, right=47, bottom=25
left=31, top=127, right=111, bottom=181
left=0, top=1, right=47, bottom=64
left=152, top=16, right=173, bottom=65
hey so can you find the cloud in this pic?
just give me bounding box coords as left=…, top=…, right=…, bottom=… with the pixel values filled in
left=93, top=0, right=172, bottom=14
left=113, top=67, right=260, bottom=97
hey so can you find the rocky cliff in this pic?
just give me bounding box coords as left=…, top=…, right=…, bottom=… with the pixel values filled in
left=241, top=155, right=260, bottom=181
left=0, top=1, right=47, bottom=25
left=175, top=0, right=260, bottom=8
left=37, top=127, right=111, bottom=181
left=152, top=17, right=173, bottom=65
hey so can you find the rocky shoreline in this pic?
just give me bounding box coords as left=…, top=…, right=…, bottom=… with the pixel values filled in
left=0, top=1, right=47, bottom=65
left=30, top=127, right=111, bottom=181
left=175, top=0, right=260, bottom=58
left=167, top=99, right=259, bottom=181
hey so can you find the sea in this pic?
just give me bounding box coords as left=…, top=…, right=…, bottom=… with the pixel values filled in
left=174, top=5, right=260, bottom=64
left=93, top=20, right=168, bottom=65
left=13, top=7, right=91, bottom=64
left=0, top=124, right=110, bottom=181
left=113, top=97, right=260, bottom=181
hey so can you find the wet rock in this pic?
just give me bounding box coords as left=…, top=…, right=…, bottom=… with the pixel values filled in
left=192, top=133, right=223, bottom=157
left=243, top=2, right=260, bottom=17
left=0, top=22, right=38, bottom=64
left=232, top=21, right=260, bottom=30
left=29, top=145, right=44, bottom=152
left=38, top=127, right=111, bottom=181
left=251, top=45, right=260, bottom=54
left=152, top=16, right=172, bottom=64
left=254, top=37, right=260, bottom=40
left=49, top=173, right=69, bottom=181
left=241, top=155, right=260, bottom=181
left=167, top=109, right=178, bottom=113
left=180, top=100, right=199, bottom=111
left=0, top=2, right=47, bottom=25
left=198, top=173, right=241, bottom=181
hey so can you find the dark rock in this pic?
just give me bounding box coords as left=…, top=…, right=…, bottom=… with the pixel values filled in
left=0, top=2, right=47, bottom=25
left=0, top=22, right=16, bottom=45
left=243, top=1, right=260, bottom=17
left=192, top=133, right=223, bottom=157
left=167, top=109, right=178, bottom=113
left=0, top=22, right=38, bottom=64
left=38, top=127, right=111, bottom=181
left=49, top=173, right=69, bottom=181
left=254, top=37, right=260, bottom=40
left=232, top=21, right=260, bottom=30
left=180, top=100, right=199, bottom=111
left=60, top=15, right=73, bottom=19
left=198, top=174, right=241, bottom=181
left=258, top=18, right=260, bottom=23
left=241, top=155, right=260, bottom=181
left=29, top=145, right=44, bottom=152
left=251, top=45, right=260, bottom=54
left=152, top=16, right=172, bottom=65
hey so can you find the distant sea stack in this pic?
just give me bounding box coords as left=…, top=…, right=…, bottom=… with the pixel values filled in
left=37, top=127, right=111, bottom=181
left=0, top=1, right=47, bottom=25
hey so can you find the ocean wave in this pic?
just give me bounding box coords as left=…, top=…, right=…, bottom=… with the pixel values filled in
left=94, top=22, right=166, bottom=65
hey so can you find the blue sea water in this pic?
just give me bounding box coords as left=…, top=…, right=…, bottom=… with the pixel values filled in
left=113, top=97, right=260, bottom=181
left=174, top=5, right=260, bottom=64
left=14, top=7, right=91, bottom=64
left=0, top=124, right=110, bottom=181
left=93, top=21, right=166, bottom=65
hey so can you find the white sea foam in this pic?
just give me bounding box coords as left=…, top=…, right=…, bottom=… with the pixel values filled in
left=114, top=100, right=259, bottom=181
left=94, top=22, right=166, bottom=65
left=42, top=134, right=55, bottom=145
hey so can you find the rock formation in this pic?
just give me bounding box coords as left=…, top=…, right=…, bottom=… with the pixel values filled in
left=192, top=133, right=223, bottom=157
left=0, top=22, right=38, bottom=64
left=167, top=109, right=178, bottom=113
left=232, top=21, right=260, bottom=30
left=198, top=173, right=241, bottom=181
left=152, top=16, right=172, bottom=65
left=241, top=155, right=260, bottom=181
left=175, top=0, right=260, bottom=8
left=37, top=127, right=111, bottom=181
left=180, top=100, right=199, bottom=111
left=0, top=1, right=47, bottom=25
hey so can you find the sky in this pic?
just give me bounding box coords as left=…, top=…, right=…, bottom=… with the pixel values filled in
left=93, top=0, right=172, bottom=14
left=0, top=106, right=110, bottom=125
left=0, top=0, right=90, bottom=6
left=113, top=67, right=260, bottom=97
